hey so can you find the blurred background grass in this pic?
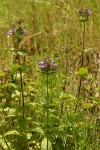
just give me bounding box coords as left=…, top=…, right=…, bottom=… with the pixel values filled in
left=0, top=0, right=99, bottom=49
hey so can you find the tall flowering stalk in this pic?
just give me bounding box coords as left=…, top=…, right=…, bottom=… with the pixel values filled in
left=7, top=19, right=28, bottom=118
left=75, top=8, right=91, bottom=112
left=78, top=8, right=91, bottom=67
left=39, top=58, right=58, bottom=150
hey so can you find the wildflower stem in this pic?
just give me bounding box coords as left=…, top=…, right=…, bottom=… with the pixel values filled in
left=59, top=99, right=64, bottom=119
left=20, top=69, right=25, bottom=118
left=46, top=73, right=49, bottom=150
left=75, top=21, right=86, bottom=113
left=81, top=21, right=85, bottom=67
left=18, top=51, right=24, bottom=118
left=66, top=52, right=67, bottom=77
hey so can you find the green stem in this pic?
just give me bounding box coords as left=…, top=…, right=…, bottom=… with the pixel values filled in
left=59, top=99, right=64, bottom=119
left=20, top=69, right=24, bottom=118
left=18, top=56, right=24, bottom=118
left=75, top=21, right=86, bottom=113
left=66, top=52, right=67, bottom=77
left=81, top=21, right=85, bottom=67
left=3, top=137, right=10, bottom=150
left=46, top=73, right=49, bottom=150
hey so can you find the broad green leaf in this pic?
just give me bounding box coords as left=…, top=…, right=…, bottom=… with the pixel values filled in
left=76, top=67, right=88, bottom=77
left=7, top=108, right=16, bottom=117
left=28, top=127, right=44, bottom=142
left=4, top=107, right=9, bottom=112
left=28, top=127, right=44, bottom=134
left=4, top=130, right=20, bottom=136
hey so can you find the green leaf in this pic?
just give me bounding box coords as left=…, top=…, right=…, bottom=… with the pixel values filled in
left=28, top=127, right=44, bottom=135
left=0, top=135, right=2, bottom=139
left=79, top=16, right=88, bottom=22
left=4, top=107, right=9, bottom=112
left=18, top=117, right=27, bottom=129
left=7, top=105, right=23, bottom=117
left=76, top=67, right=88, bottom=77
left=4, top=130, right=20, bottom=136
left=0, top=70, right=4, bottom=78
left=26, top=102, right=41, bottom=109
left=10, top=64, right=23, bottom=72
left=41, top=138, right=52, bottom=150
left=82, top=102, right=93, bottom=109
left=1, top=139, right=11, bottom=150
left=10, top=47, right=18, bottom=54
left=0, top=83, right=16, bottom=89
left=17, top=51, right=27, bottom=57
left=47, top=103, right=58, bottom=109
left=61, top=94, right=77, bottom=101
left=7, top=108, right=16, bottom=117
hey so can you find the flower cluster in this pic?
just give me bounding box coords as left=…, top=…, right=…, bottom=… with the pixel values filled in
left=39, top=59, right=58, bottom=74
left=78, top=8, right=91, bottom=22
left=7, top=18, right=28, bottom=36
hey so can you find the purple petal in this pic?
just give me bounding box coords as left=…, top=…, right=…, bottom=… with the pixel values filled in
left=39, top=62, right=44, bottom=65
left=23, top=30, right=28, bottom=35
left=52, top=62, right=56, bottom=67
left=7, top=30, right=13, bottom=35
left=86, top=8, right=91, bottom=16
left=40, top=65, right=45, bottom=69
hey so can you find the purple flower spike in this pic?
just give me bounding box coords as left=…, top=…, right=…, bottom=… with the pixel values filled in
left=7, top=19, right=28, bottom=36
left=78, top=8, right=91, bottom=22
left=39, top=59, right=58, bottom=73
left=23, top=29, right=28, bottom=35
left=7, top=30, right=13, bottom=35
left=86, top=8, right=91, bottom=16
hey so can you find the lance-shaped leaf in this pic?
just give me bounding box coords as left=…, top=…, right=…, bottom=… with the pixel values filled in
left=4, top=130, right=20, bottom=137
